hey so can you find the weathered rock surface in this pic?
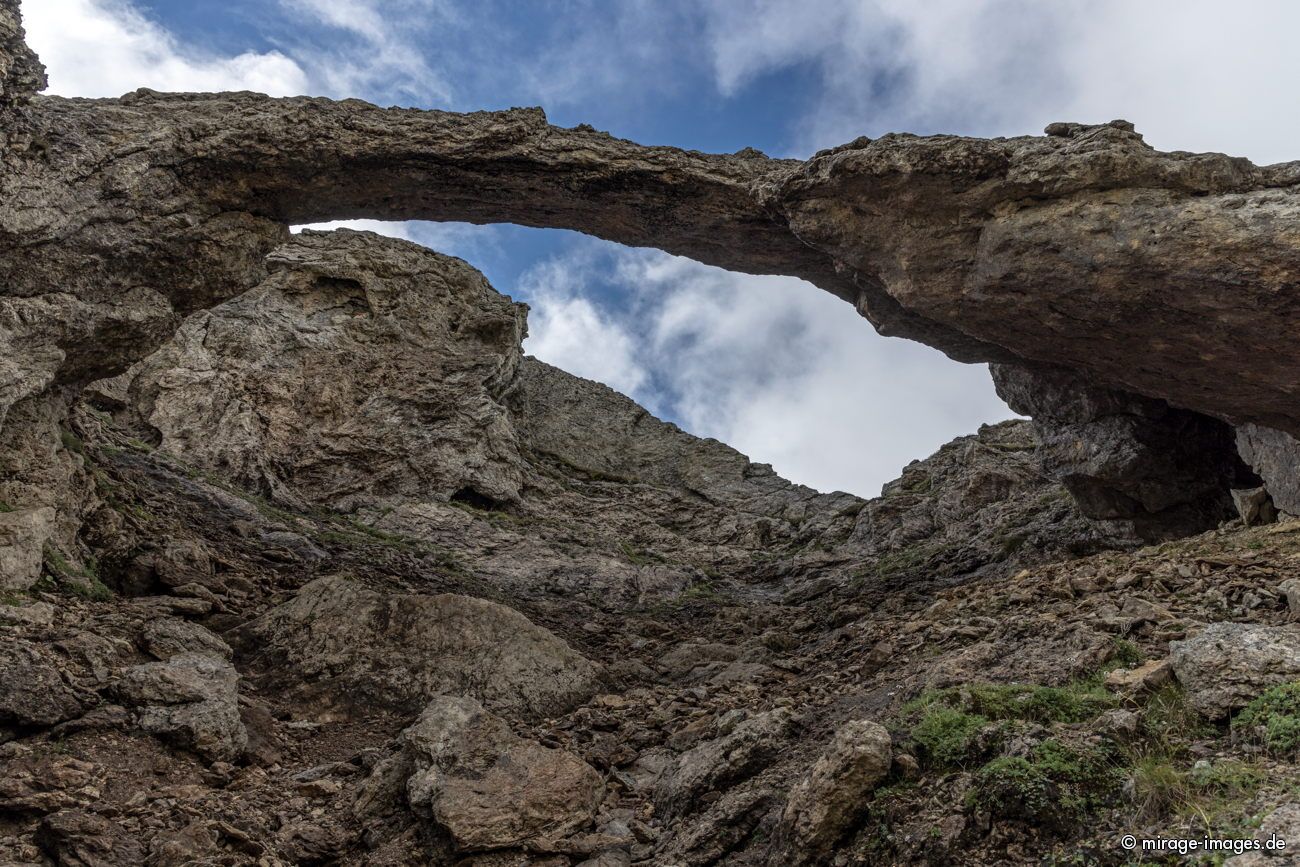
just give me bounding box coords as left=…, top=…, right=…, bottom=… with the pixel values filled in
left=0, top=505, right=55, bottom=590
left=113, top=233, right=1106, bottom=607
left=1170, top=622, right=1300, bottom=719
left=654, top=708, right=796, bottom=816
left=1237, top=424, right=1300, bottom=517
left=125, top=230, right=528, bottom=510
left=782, top=719, right=892, bottom=857
left=113, top=651, right=246, bottom=762
left=0, top=643, right=84, bottom=730
left=238, top=575, right=600, bottom=717
left=139, top=618, right=232, bottom=661
left=0, top=0, right=42, bottom=105
left=993, top=363, right=1257, bottom=539
left=4, top=0, right=1300, bottom=538
left=402, top=695, right=605, bottom=852
left=6, top=4, right=1300, bottom=863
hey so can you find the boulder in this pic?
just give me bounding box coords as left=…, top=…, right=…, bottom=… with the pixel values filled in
left=1170, top=623, right=1300, bottom=720
left=783, top=719, right=892, bottom=856
left=0, top=505, right=55, bottom=591
left=1237, top=425, right=1300, bottom=516
left=402, top=695, right=605, bottom=852
left=1104, top=658, right=1172, bottom=694
left=655, top=708, right=796, bottom=816
left=1231, top=487, right=1277, bottom=527
left=37, top=809, right=146, bottom=867
left=0, top=643, right=84, bottom=730
left=114, top=652, right=246, bottom=762
left=139, top=618, right=232, bottom=661
left=125, top=230, right=528, bottom=511
left=239, top=576, right=599, bottom=718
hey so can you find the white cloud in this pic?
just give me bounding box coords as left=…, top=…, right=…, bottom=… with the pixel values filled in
left=700, top=0, right=1300, bottom=164
left=276, top=0, right=455, bottom=105
left=519, top=255, right=650, bottom=400
left=521, top=245, right=1007, bottom=497
left=24, top=0, right=309, bottom=98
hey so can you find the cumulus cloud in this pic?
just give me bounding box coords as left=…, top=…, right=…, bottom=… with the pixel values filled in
left=23, top=0, right=454, bottom=106
left=24, top=0, right=309, bottom=97
left=276, top=0, right=456, bottom=105
left=699, top=0, right=1300, bottom=163
left=521, top=246, right=1006, bottom=497
left=518, top=254, right=651, bottom=400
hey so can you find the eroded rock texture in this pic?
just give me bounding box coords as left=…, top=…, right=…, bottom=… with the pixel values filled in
left=7, top=2, right=1300, bottom=862
left=3, top=0, right=1300, bottom=542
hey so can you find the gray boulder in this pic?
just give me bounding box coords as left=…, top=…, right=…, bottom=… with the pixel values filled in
left=114, top=652, right=246, bottom=762
left=240, top=576, right=600, bottom=718
left=402, top=695, right=605, bottom=852
left=0, top=505, right=55, bottom=591
left=1170, top=623, right=1300, bottom=720
left=140, top=618, right=232, bottom=661
left=655, top=708, right=796, bottom=816
left=0, top=643, right=84, bottom=730
left=783, top=720, right=892, bottom=856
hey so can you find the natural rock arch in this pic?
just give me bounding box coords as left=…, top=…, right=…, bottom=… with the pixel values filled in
left=3, top=0, right=1297, bottom=534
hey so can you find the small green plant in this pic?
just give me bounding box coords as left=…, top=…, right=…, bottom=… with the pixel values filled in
left=59, top=429, right=84, bottom=455
left=1112, top=638, right=1145, bottom=668
left=618, top=541, right=666, bottom=566
left=910, top=681, right=1116, bottom=727
left=66, top=577, right=113, bottom=602
left=1143, top=684, right=1214, bottom=755
left=0, top=500, right=14, bottom=513
left=0, top=589, right=29, bottom=606
left=967, top=739, right=1122, bottom=829
left=42, top=546, right=108, bottom=596
left=1233, top=682, right=1300, bottom=755
left=1130, top=754, right=1264, bottom=823
left=910, top=706, right=993, bottom=767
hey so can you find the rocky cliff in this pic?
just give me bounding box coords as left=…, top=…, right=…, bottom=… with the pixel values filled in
left=5, top=1, right=1300, bottom=864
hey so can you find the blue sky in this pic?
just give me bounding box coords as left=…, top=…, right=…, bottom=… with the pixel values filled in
left=23, top=0, right=1300, bottom=496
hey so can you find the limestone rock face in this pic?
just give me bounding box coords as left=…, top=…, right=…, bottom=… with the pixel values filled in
left=655, top=708, right=796, bottom=816
left=401, top=695, right=605, bottom=852
left=1237, top=424, right=1300, bottom=516
left=992, top=363, right=1260, bottom=539
left=783, top=720, right=892, bottom=857
left=239, top=576, right=600, bottom=718
left=0, top=0, right=42, bottom=105
left=126, top=230, right=528, bottom=510
left=6, top=0, right=1300, bottom=536
left=0, top=505, right=55, bottom=590
left=111, top=232, right=1102, bottom=610
left=1170, top=623, right=1300, bottom=720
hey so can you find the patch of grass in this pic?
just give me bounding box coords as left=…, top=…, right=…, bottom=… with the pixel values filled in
left=1130, top=755, right=1264, bottom=824
left=967, top=739, right=1123, bottom=830
left=66, top=577, right=113, bottom=602
left=1142, top=684, right=1215, bottom=756
left=678, top=580, right=720, bottom=603
left=0, top=589, right=29, bottom=606
left=910, top=706, right=994, bottom=768
left=59, top=429, right=84, bottom=455
left=43, top=546, right=112, bottom=602
left=0, top=500, right=13, bottom=513
left=911, top=681, right=1116, bottom=727
left=1111, top=638, right=1145, bottom=668
left=619, top=541, right=667, bottom=567
left=865, top=542, right=942, bottom=581
left=1233, top=681, right=1300, bottom=755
